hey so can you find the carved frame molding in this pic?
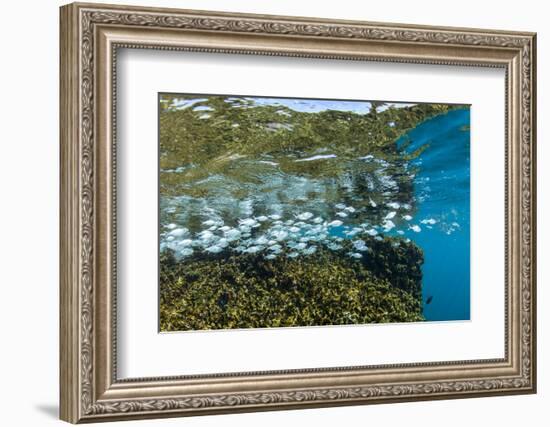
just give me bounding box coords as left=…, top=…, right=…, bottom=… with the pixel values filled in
left=60, top=2, right=536, bottom=423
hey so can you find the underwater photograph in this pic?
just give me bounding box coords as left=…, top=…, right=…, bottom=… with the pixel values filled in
left=158, top=93, right=470, bottom=332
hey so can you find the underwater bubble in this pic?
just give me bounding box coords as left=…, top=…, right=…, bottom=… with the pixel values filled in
left=410, top=225, right=421, bottom=233
left=402, top=215, right=413, bottom=221
left=296, top=212, right=314, bottom=221
left=328, top=220, right=343, bottom=227
left=336, top=211, right=348, bottom=218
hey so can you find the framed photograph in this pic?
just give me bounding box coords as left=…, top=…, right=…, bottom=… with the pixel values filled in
left=60, top=2, right=537, bottom=423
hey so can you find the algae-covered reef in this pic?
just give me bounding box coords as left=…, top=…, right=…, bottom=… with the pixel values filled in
left=160, top=235, right=424, bottom=331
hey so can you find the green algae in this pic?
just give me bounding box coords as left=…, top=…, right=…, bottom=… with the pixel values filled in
left=160, top=235, right=424, bottom=331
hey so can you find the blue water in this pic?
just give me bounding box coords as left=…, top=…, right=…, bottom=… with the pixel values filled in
left=398, top=109, right=470, bottom=321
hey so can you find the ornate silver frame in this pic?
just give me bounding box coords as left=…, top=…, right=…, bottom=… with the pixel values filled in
left=60, top=2, right=537, bottom=423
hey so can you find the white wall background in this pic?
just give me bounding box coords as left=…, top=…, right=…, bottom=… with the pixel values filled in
left=0, top=0, right=545, bottom=426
